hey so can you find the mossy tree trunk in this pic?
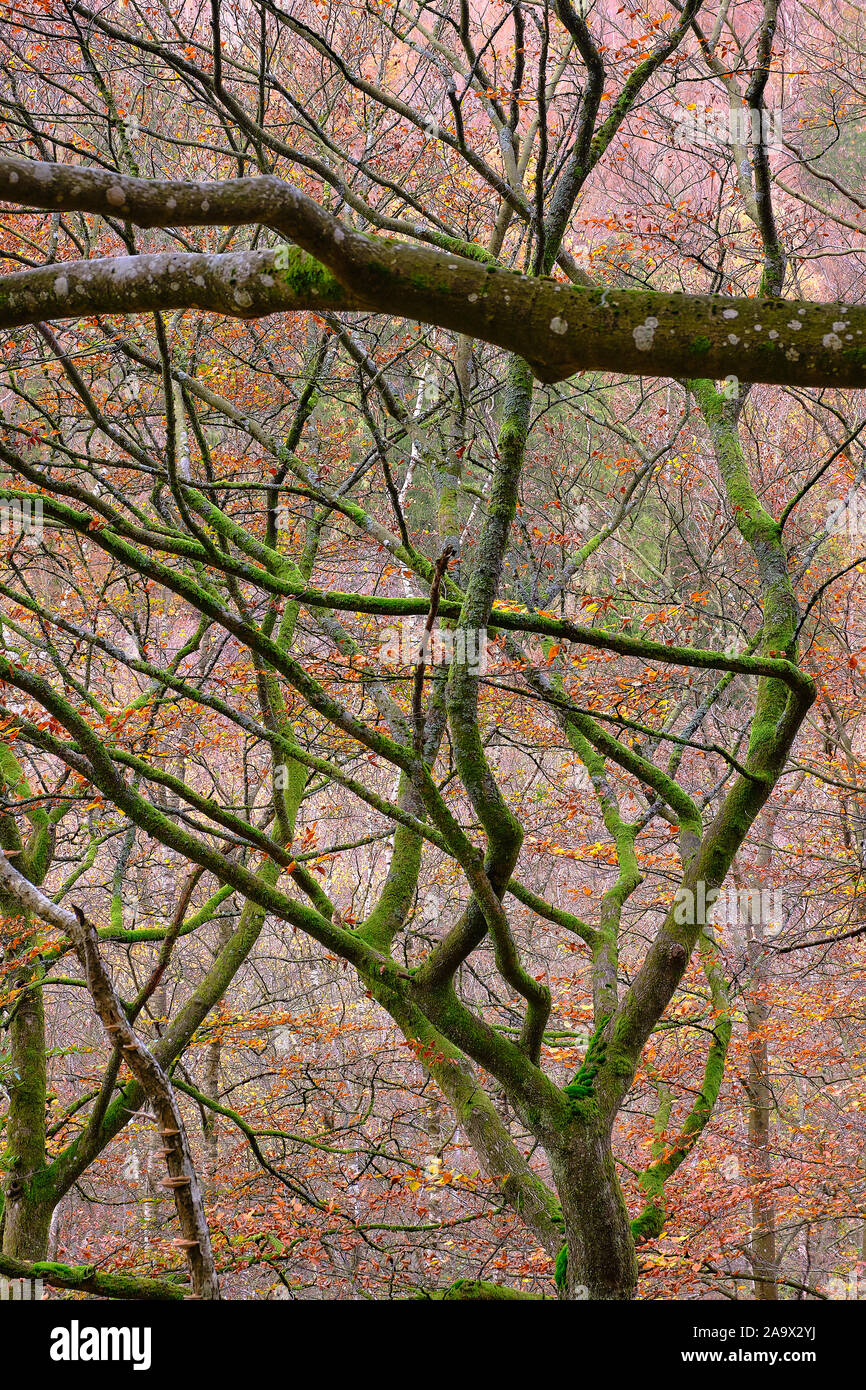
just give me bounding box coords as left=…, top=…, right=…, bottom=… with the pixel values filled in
left=550, top=1127, right=639, bottom=1300
left=0, top=757, right=51, bottom=1261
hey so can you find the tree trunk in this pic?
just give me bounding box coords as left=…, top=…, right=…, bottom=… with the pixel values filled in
left=550, top=1129, right=638, bottom=1300
left=1, top=895, right=51, bottom=1262
left=746, top=933, right=778, bottom=1300
left=2, top=1184, right=54, bottom=1262
left=735, top=812, right=782, bottom=1302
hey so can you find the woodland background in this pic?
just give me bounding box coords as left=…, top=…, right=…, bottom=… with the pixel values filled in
left=0, top=0, right=864, bottom=1301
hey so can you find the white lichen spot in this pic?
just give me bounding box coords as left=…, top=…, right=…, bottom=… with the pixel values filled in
left=234, top=289, right=253, bottom=307
left=822, top=332, right=842, bottom=350
left=550, top=316, right=569, bottom=335
left=833, top=320, right=849, bottom=332
left=166, top=197, right=176, bottom=211
left=632, top=316, right=658, bottom=351
left=8, top=170, right=17, bottom=184
left=727, top=334, right=740, bottom=345
left=786, top=347, right=800, bottom=361
left=260, top=273, right=274, bottom=287
left=194, top=276, right=205, bottom=287
left=201, top=199, right=210, bottom=212
left=768, top=329, right=779, bottom=339
left=53, top=275, right=69, bottom=298
left=468, top=293, right=479, bottom=303
left=106, top=185, right=126, bottom=207
left=723, top=309, right=739, bottom=319
left=787, top=320, right=802, bottom=331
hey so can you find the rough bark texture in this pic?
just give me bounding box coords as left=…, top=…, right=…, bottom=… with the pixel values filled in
left=0, top=157, right=865, bottom=388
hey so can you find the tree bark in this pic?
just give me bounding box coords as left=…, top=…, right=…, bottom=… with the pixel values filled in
left=550, top=1128, right=638, bottom=1300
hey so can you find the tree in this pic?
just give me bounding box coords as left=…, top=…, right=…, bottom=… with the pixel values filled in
left=0, top=0, right=863, bottom=1301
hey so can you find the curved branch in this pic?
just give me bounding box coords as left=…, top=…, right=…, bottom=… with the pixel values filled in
left=1, top=158, right=865, bottom=387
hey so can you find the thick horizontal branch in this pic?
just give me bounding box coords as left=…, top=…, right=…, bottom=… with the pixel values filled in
left=0, top=249, right=360, bottom=328
left=1, top=156, right=866, bottom=387
left=0, top=1252, right=186, bottom=1300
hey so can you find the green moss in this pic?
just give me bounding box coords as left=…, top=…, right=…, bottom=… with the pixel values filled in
left=0, top=1257, right=186, bottom=1300
left=426, top=232, right=495, bottom=265
left=555, top=1242, right=569, bottom=1291
left=691, top=336, right=711, bottom=353
left=564, top=1012, right=611, bottom=1103
left=420, top=1278, right=545, bottom=1300
left=631, top=1203, right=665, bottom=1244
left=274, top=244, right=341, bottom=299
left=605, top=1013, right=637, bottom=1079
